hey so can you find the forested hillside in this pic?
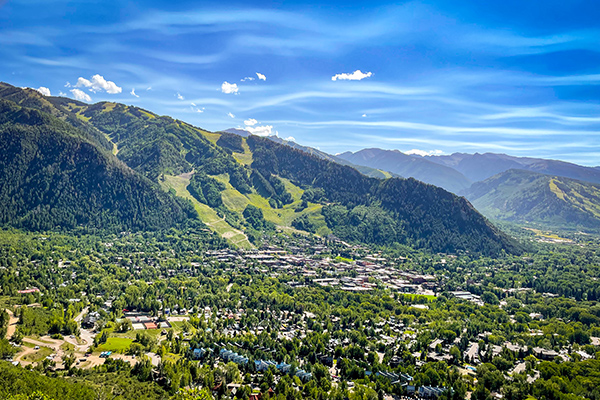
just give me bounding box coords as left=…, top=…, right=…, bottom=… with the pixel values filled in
left=0, top=99, right=197, bottom=232
left=248, top=136, right=521, bottom=255
left=463, top=169, right=600, bottom=230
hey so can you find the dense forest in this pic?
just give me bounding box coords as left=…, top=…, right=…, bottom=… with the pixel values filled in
left=0, top=99, right=197, bottom=233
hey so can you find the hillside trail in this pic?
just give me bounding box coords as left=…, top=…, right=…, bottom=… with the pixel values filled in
left=5, top=309, right=17, bottom=339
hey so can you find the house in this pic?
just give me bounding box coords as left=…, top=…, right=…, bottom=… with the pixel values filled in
left=295, top=369, right=312, bottom=382
left=277, top=362, right=292, bottom=373
left=82, top=311, right=100, bottom=329
left=418, top=386, right=447, bottom=398
left=192, top=348, right=206, bottom=360
left=533, top=347, right=559, bottom=360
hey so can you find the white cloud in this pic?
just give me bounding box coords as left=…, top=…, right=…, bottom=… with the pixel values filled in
left=196, top=108, right=204, bottom=113
left=75, top=74, right=122, bottom=94
left=59, top=91, right=66, bottom=96
left=244, top=118, right=258, bottom=126
left=284, top=136, right=296, bottom=142
left=245, top=125, right=274, bottom=136
left=362, top=114, right=367, bottom=117
left=405, top=149, right=444, bottom=157
left=35, top=87, right=51, bottom=96
left=146, top=86, right=152, bottom=91
left=130, top=88, right=139, bottom=98
left=331, top=70, right=373, bottom=81
left=64, top=81, right=71, bottom=88
left=228, top=112, right=235, bottom=118
left=176, top=92, right=184, bottom=100
left=191, top=105, right=205, bottom=113
left=190, top=102, right=196, bottom=106
left=70, top=88, right=92, bottom=102
left=221, top=81, right=239, bottom=94
left=241, top=77, right=255, bottom=82
left=256, top=72, right=266, bottom=81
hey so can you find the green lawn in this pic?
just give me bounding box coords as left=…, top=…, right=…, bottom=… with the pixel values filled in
left=113, top=329, right=163, bottom=340
left=21, top=346, right=52, bottom=363
left=96, top=337, right=134, bottom=353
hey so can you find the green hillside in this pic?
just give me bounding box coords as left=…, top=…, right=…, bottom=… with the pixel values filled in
left=0, top=99, right=197, bottom=233
left=463, top=169, right=600, bottom=230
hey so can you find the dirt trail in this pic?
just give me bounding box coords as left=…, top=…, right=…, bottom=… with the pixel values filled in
left=5, top=309, right=18, bottom=339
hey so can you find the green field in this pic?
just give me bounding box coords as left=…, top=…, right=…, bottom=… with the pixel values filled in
left=96, top=337, right=134, bottom=353
left=21, top=346, right=52, bottom=363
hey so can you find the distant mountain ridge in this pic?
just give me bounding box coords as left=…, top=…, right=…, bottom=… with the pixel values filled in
left=422, top=152, right=600, bottom=185
left=463, top=169, right=600, bottom=230
left=337, top=148, right=472, bottom=193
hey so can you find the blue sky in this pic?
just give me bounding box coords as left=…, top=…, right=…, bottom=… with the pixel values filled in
left=2, top=0, right=600, bottom=165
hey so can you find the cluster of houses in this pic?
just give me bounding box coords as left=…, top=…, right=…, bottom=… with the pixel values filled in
left=203, top=248, right=440, bottom=298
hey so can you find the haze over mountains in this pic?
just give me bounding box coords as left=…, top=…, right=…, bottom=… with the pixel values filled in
left=0, top=82, right=519, bottom=255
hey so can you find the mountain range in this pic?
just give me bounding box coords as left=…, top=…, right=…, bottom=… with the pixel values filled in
left=0, top=82, right=519, bottom=255
left=336, top=148, right=600, bottom=231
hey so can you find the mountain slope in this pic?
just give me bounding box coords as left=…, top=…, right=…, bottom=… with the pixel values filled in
left=463, top=169, right=600, bottom=230
left=0, top=83, right=113, bottom=151
left=337, top=148, right=472, bottom=193
left=264, top=136, right=396, bottom=179
left=425, top=152, right=600, bottom=185
left=0, top=99, right=197, bottom=232
left=248, top=136, right=521, bottom=255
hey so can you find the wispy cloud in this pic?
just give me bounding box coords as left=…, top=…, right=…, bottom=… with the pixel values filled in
left=130, top=88, right=139, bottom=97
left=256, top=72, right=266, bottom=81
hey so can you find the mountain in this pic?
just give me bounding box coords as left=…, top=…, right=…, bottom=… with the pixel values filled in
left=0, top=82, right=519, bottom=255
left=264, top=136, right=397, bottom=180
left=337, top=148, right=472, bottom=193
left=0, top=97, right=197, bottom=232
left=222, top=130, right=395, bottom=180
left=223, top=128, right=250, bottom=137
left=247, top=136, right=520, bottom=255
left=424, top=152, right=600, bottom=185
left=463, top=169, right=600, bottom=230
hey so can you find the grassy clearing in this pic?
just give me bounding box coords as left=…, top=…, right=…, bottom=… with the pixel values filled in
left=22, top=347, right=52, bottom=363
left=233, top=139, right=253, bottom=166
left=113, top=329, right=163, bottom=340
left=96, top=337, right=134, bottom=353
left=160, top=174, right=252, bottom=249
left=198, top=131, right=221, bottom=145
left=402, top=294, right=437, bottom=302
